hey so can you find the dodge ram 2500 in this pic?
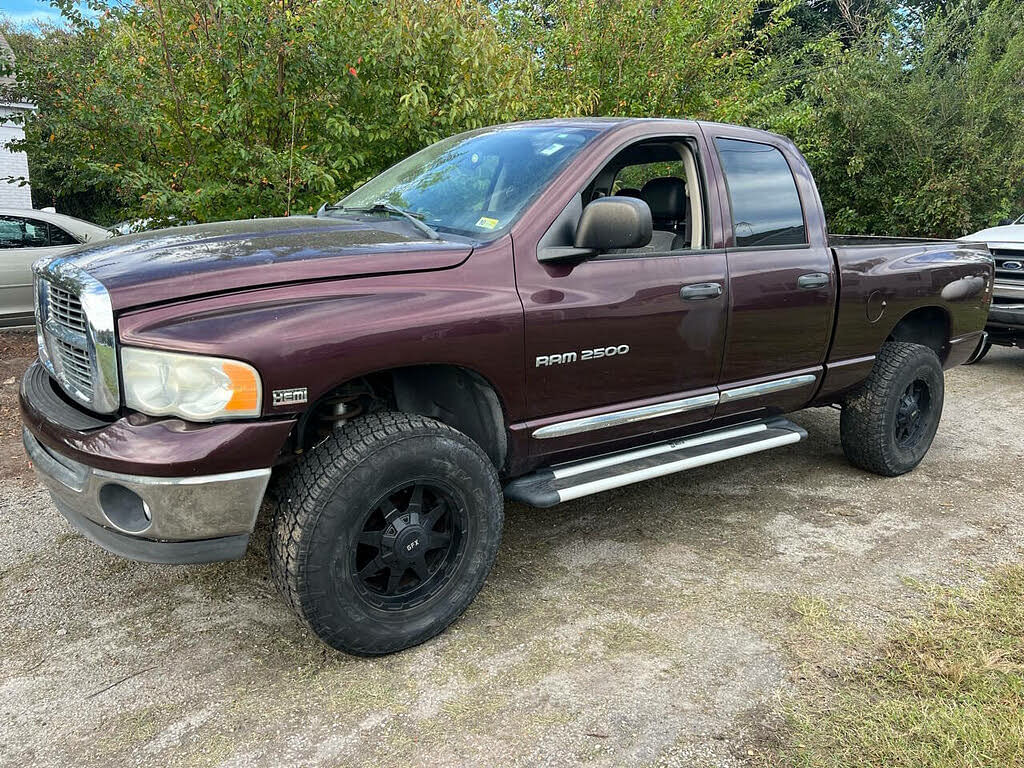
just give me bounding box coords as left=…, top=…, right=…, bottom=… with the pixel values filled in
left=21, top=118, right=993, bottom=655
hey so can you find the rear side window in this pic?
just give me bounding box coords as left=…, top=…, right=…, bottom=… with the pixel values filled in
left=715, top=138, right=806, bottom=247
left=47, top=223, right=79, bottom=246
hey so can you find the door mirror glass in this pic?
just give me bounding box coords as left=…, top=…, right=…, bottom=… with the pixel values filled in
left=575, top=197, right=653, bottom=252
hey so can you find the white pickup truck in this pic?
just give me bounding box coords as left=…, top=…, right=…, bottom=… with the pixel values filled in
left=963, top=215, right=1024, bottom=362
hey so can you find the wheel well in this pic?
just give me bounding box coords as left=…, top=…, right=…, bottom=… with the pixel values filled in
left=886, top=306, right=950, bottom=361
left=295, top=365, right=508, bottom=470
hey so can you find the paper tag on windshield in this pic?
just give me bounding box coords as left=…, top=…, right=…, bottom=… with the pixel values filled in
left=540, top=143, right=564, bottom=156
left=475, top=216, right=499, bottom=230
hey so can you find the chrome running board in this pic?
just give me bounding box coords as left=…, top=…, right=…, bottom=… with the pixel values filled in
left=504, top=418, right=807, bottom=507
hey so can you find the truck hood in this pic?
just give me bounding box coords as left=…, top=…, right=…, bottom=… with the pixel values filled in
left=961, top=224, right=1024, bottom=248
left=60, top=216, right=473, bottom=311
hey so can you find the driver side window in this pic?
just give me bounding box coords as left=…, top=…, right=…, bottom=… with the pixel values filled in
left=584, top=139, right=705, bottom=256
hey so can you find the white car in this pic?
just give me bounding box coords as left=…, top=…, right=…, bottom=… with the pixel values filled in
left=0, top=208, right=111, bottom=327
left=961, top=214, right=1024, bottom=362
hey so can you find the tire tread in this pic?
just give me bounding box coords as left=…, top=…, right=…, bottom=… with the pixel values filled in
left=840, top=341, right=942, bottom=476
left=269, top=411, right=501, bottom=654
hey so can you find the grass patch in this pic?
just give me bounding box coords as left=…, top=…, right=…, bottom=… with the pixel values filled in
left=773, top=566, right=1024, bottom=767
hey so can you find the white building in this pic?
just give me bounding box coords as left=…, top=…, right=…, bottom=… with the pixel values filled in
left=0, top=31, right=33, bottom=209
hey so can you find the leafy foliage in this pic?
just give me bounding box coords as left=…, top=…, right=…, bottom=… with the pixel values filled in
left=767, top=0, right=1024, bottom=236
left=2, top=0, right=534, bottom=224
left=2, top=0, right=1024, bottom=236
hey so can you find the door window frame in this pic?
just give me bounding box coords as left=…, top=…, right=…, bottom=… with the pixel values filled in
left=0, top=215, right=82, bottom=249
left=540, top=134, right=718, bottom=262
left=700, top=125, right=834, bottom=253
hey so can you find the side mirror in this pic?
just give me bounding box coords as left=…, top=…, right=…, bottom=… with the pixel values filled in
left=536, top=196, right=653, bottom=264
left=576, top=197, right=653, bottom=252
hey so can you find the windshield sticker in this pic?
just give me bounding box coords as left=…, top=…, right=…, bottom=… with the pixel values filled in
left=475, top=216, right=499, bottom=230
left=539, top=143, right=564, bottom=156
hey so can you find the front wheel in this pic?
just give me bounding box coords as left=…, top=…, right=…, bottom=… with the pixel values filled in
left=840, top=342, right=944, bottom=477
left=270, top=411, right=503, bottom=655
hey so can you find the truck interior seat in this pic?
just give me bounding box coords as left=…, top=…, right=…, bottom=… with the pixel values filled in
left=640, top=177, right=688, bottom=250
left=615, top=187, right=644, bottom=199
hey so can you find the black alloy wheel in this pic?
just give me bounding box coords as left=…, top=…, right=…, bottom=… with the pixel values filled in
left=893, top=379, right=932, bottom=450
left=840, top=341, right=945, bottom=477
left=351, top=482, right=468, bottom=611
left=270, top=411, right=503, bottom=656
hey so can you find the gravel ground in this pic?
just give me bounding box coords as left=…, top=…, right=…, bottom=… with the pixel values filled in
left=2, top=328, right=1022, bottom=768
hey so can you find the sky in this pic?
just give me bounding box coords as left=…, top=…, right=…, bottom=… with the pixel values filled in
left=0, top=0, right=79, bottom=28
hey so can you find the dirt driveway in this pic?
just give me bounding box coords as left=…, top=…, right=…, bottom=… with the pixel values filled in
left=2, top=328, right=1022, bottom=768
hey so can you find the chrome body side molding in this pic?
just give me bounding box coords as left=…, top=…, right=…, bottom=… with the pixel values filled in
left=532, top=392, right=718, bottom=439
left=718, top=374, right=817, bottom=403
left=531, top=373, right=817, bottom=439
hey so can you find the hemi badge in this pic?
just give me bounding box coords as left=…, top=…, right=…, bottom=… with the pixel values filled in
left=272, top=387, right=308, bottom=406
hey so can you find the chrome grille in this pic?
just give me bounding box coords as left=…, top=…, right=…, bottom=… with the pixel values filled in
left=49, top=285, right=87, bottom=334
left=992, top=249, right=1024, bottom=282
left=52, top=336, right=94, bottom=396
left=33, top=258, right=121, bottom=415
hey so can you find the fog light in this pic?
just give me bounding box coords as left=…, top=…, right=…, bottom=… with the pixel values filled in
left=98, top=484, right=152, bottom=533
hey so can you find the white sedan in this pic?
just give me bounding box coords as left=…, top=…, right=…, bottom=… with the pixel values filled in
left=0, top=208, right=111, bottom=327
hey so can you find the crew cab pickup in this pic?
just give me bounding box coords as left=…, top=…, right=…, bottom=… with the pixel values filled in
left=20, top=119, right=993, bottom=655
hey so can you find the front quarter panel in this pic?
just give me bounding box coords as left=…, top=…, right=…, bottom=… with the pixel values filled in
left=115, top=237, right=526, bottom=423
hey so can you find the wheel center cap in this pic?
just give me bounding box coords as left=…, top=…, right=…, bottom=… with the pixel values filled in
left=394, top=526, right=425, bottom=562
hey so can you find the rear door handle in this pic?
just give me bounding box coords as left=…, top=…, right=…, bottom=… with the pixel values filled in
left=797, top=272, right=830, bottom=290
left=679, top=282, right=723, bottom=301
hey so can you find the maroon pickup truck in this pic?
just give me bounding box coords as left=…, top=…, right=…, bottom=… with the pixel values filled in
left=21, top=118, right=992, bottom=655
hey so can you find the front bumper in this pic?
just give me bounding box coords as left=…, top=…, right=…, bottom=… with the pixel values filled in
left=20, top=361, right=293, bottom=564
left=988, top=303, right=1024, bottom=330
left=24, top=428, right=270, bottom=563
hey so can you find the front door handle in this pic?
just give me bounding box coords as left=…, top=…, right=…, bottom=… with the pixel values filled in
left=679, top=282, right=723, bottom=301
left=797, top=272, right=830, bottom=290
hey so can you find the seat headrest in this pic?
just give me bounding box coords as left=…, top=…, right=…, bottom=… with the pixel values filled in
left=640, top=177, right=686, bottom=221
left=615, top=187, right=643, bottom=199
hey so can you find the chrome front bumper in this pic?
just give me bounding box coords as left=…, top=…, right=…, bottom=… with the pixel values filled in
left=23, top=428, right=271, bottom=564
left=989, top=303, right=1024, bottom=329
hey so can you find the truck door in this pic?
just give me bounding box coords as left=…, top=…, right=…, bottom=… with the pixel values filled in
left=513, top=133, right=728, bottom=457
left=703, top=131, right=836, bottom=418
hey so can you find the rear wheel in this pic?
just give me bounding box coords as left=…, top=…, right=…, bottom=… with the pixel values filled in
left=840, top=342, right=944, bottom=477
left=270, top=411, right=503, bottom=655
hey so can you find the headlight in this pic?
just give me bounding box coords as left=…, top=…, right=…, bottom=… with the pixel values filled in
left=121, top=347, right=262, bottom=421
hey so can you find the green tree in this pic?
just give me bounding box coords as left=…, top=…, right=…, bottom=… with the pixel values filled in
left=497, top=0, right=794, bottom=123
left=772, top=0, right=1024, bottom=236
left=3, top=0, right=534, bottom=225
left=4, top=0, right=1024, bottom=237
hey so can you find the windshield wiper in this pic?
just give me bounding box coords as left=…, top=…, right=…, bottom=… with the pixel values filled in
left=326, top=201, right=442, bottom=241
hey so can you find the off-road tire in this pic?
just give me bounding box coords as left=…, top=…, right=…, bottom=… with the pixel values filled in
left=840, top=341, right=944, bottom=477
left=270, top=411, right=503, bottom=655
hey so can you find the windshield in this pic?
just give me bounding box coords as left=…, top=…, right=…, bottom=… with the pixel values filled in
left=336, top=125, right=600, bottom=238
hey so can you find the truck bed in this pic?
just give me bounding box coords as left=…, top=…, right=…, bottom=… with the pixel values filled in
left=825, top=235, right=992, bottom=366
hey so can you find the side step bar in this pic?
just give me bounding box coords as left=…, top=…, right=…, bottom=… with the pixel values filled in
left=504, top=417, right=807, bottom=508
